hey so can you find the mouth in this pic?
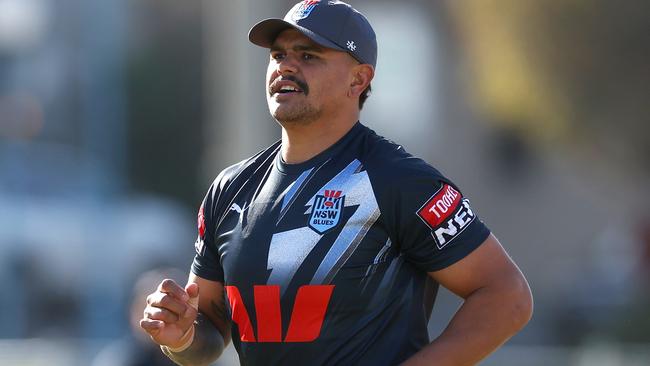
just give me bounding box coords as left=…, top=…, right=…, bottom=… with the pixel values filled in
left=275, top=85, right=303, bottom=95
left=269, top=78, right=308, bottom=97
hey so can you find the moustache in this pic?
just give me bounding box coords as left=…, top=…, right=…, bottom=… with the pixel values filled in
left=269, top=76, right=309, bottom=96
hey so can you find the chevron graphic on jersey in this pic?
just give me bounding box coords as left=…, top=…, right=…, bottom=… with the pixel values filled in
left=267, top=227, right=322, bottom=295
left=280, top=167, right=314, bottom=212
left=267, top=159, right=380, bottom=293
left=309, top=159, right=380, bottom=285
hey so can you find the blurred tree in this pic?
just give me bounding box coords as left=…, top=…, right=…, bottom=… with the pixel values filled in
left=444, top=0, right=650, bottom=170
left=125, top=0, right=204, bottom=208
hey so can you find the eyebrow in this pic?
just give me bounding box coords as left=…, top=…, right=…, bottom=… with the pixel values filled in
left=270, top=43, right=325, bottom=53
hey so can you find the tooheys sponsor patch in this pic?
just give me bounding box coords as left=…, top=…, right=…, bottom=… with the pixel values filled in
left=417, top=184, right=477, bottom=249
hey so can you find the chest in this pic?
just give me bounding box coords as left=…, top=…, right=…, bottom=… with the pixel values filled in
left=214, top=159, right=395, bottom=291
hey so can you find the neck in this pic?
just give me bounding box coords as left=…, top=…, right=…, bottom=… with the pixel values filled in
left=280, top=112, right=359, bottom=164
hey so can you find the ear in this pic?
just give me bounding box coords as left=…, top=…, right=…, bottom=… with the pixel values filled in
left=348, top=64, right=375, bottom=98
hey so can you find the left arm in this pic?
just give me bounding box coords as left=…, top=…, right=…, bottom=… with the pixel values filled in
left=401, top=234, right=533, bottom=366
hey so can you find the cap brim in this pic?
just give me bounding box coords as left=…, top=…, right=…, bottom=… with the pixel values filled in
left=248, top=18, right=346, bottom=53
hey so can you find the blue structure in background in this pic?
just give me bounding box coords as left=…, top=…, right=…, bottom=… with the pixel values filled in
left=0, top=0, right=192, bottom=341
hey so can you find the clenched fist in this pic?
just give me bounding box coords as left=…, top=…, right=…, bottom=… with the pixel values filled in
left=140, top=279, right=200, bottom=349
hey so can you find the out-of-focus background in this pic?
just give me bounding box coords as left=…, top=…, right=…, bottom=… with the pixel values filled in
left=1, top=0, right=648, bottom=365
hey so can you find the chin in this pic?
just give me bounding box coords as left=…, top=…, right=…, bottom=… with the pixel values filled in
left=273, top=113, right=312, bottom=126
left=270, top=105, right=321, bottom=125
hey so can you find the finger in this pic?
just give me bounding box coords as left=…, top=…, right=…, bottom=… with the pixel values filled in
left=144, top=307, right=180, bottom=323
left=140, top=318, right=163, bottom=334
left=182, top=302, right=198, bottom=321
left=185, top=283, right=199, bottom=310
left=147, top=292, right=188, bottom=317
left=158, top=279, right=189, bottom=302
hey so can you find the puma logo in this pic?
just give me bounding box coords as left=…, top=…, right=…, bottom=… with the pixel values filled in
left=230, top=202, right=250, bottom=224
left=230, top=203, right=245, bottom=214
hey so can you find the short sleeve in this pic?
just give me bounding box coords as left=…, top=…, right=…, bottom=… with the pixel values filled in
left=191, top=183, right=225, bottom=282
left=380, top=162, right=490, bottom=273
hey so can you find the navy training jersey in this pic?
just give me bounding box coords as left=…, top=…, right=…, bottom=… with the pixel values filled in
left=191, top=122, right=490, bottom=366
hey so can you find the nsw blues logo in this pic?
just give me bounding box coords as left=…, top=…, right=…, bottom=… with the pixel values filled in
left=292, top=0, right=320, bottom=21
left=309, top=189, right=344, bottom=234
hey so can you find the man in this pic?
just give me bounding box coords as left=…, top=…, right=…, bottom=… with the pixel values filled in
left=140, top=1, right=533, bottom=365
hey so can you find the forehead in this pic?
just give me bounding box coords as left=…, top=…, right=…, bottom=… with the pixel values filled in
left=271, top=29, right=327, bottom=51
left=270, top=29, right=358, bottom=67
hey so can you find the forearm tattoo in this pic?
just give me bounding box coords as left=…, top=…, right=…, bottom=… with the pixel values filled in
left=161, top=312, right=225, bottom=366
left=210, top=290, right=229, bottom=325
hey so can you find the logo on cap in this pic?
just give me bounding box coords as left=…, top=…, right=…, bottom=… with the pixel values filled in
left=292, top=0, right=320, bottom=21
left=346, top=40, right=356, bottom=51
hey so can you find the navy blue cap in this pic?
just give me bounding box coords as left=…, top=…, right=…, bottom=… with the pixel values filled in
left=249, top=1, right=377, bottom=68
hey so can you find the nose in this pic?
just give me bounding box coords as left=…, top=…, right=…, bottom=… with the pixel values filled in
left=276, top=54, right=299, bottom=75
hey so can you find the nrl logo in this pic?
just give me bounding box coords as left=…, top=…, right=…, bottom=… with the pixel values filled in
left=292, top=0, right=320, bottom=21
left=309, top=189, right=344, bottom=234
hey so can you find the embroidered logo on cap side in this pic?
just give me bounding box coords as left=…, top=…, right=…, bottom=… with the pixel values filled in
left=346, top=40, right=357, bottom=51
left=293, top=0, right=320, bottom=21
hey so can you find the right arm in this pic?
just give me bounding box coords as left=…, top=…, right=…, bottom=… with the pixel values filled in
left=142, top=169, right=240, bottom=364
left=140, top=275, right=231, bottom=366
left=189, top=274, right=232, bottom=345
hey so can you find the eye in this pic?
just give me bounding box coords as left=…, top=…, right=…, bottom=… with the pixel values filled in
left=271, top=52, right=285, bottom=61
left=302, top=53, right=316, bottom=61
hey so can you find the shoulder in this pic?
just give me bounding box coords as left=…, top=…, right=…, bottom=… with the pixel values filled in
left=208, top=140, right=281, bottom=194
left=356, top=124, right=466, bottom=225
left=356, top=124, right=446, bottom=186
left=201, top=141, right=281, bottom=218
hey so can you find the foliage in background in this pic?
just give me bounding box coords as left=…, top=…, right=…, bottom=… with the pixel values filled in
left=445, top=0, right=649, bottom=170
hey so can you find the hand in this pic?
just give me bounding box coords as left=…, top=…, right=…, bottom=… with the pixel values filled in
left=140, top=279, right=200, bottom=349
